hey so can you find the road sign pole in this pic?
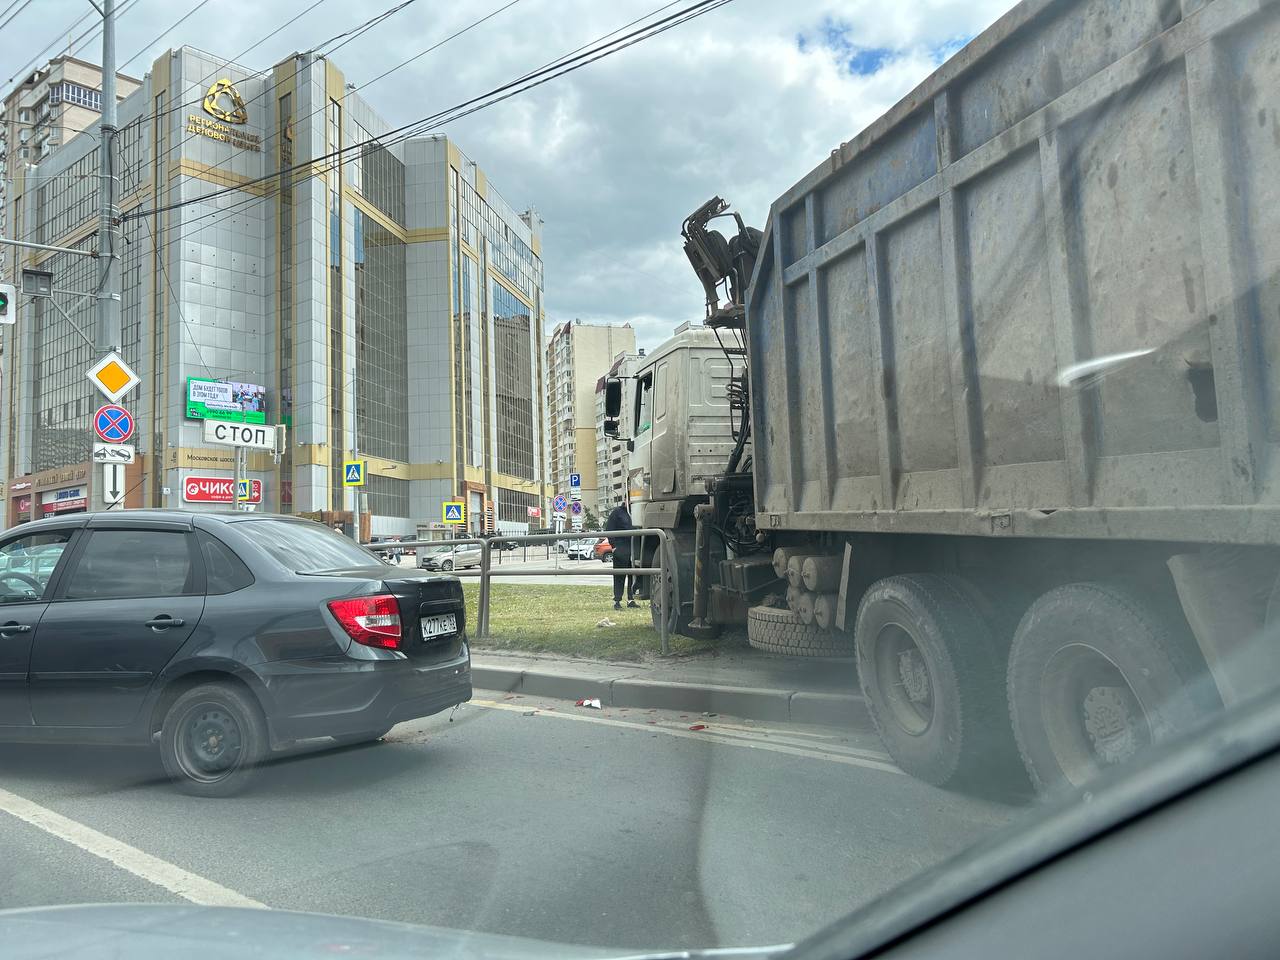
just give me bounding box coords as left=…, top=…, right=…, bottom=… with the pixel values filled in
left=233, top=445, right=243, bottom=513
left=95, top=0, right=121, bottom=358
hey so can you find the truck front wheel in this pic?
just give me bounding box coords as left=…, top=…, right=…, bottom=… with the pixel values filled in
left=1007, top=582, right=1217, bottom=795
left=855, top=574, right=1019, bottom=789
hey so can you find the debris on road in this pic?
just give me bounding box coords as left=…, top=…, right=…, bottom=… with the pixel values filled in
left=688, top=724, right=708, bottom=732
left=596, top=617, right=617, bottom=628
left=702, top=712, right=718, bottom=718
left=576, top=698, right=602, bottom=709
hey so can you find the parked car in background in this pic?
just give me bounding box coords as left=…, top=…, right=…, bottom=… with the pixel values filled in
left=0, top=512, right=470, bottom=797
left=418, top=543, right=482, bottom=571
left=566, top=538, right=597, bottom=560
left=595, top=539, right=613, bottom=562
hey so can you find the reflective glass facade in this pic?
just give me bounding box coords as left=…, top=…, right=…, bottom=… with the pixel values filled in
left=2, top=48, right=547, bottom=536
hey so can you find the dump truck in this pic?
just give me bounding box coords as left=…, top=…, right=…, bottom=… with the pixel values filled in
left=606, top=0, right=1280, bottom=792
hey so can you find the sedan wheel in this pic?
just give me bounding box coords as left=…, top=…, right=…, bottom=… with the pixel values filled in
left=442, top=559, right=454, bottom=571
left=160, top=682, right=266, bottom=797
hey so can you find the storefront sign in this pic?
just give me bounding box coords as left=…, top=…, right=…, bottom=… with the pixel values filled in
left=10, top=480, right=32, bottom=492
left=186, top=378, right=267, bottom=424
left=15, top=496, right=31, bottom=514
left=182, top=475, right=262, bottom=504
left=40, top=487, right=87, bottom=514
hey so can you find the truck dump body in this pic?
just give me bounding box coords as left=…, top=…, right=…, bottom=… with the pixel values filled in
left=748, top=0, right=1280, bottom=545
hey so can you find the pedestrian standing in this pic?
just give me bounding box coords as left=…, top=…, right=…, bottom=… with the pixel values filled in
left=605, top=500, right=638, bottom=610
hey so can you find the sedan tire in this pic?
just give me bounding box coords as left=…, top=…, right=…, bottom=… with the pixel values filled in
left=160, top=682, right=266, bottom=798
left=442, top=559, right=454, bottom=571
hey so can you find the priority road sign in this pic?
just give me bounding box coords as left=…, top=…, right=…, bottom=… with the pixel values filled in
left=571, top=500, right=583, bottom=515
left=442, top=500, right=466, bottom=524
left=342, top=460, right=366, bottom=486
left=553, top=494, right=568, bottom=512
left=94, top=404, right=135, bottom=443
left=86, top=351, right=140, bottom=403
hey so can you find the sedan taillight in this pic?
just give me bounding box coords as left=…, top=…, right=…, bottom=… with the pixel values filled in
left=328, top=594, right=402, bottom=649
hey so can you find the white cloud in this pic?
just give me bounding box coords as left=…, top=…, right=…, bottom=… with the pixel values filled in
left=3, top=0, right=1015, bottom=349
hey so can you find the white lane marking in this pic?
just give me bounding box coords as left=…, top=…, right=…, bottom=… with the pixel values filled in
left=470, top=699, right=903, bottom=775
left=0, top=785, right=266, bottom=909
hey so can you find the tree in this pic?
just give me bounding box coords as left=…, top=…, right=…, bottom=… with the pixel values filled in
left=583, top=507, right=602, bottom=532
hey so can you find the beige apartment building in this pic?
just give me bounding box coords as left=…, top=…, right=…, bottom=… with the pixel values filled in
left=546, top=320, right=635, bottom=519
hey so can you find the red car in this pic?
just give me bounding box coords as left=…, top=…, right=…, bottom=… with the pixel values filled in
left=595, top=538, right=613, bottom=562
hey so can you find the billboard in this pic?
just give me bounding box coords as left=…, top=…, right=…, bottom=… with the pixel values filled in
left=186, top=378, right=266, bottom=424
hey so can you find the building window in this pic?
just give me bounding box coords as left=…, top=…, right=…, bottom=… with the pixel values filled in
left=354, top=208, right=408, bottom=463
left=48, top=82, right=103, bottom=111
left=493, top=284, right=535, bottom=481
left=364, top=474, right=409, bottom=518
left=496, top=488, right=540, bottom=525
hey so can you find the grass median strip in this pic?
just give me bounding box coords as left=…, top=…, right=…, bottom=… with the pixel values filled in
left=462, top=582, right=738, bottom=660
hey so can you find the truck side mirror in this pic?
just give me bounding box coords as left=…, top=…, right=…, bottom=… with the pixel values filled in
left=604, top=378, right=622, bottom=417
left=604, top=378, right=623, bottom=437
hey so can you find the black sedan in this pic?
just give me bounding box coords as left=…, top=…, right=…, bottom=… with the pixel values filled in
left=0, top=510, right=471, bottom=796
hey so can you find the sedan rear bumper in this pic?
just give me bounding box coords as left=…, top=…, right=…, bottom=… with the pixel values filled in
left=259, top=644, right=472, bottom=745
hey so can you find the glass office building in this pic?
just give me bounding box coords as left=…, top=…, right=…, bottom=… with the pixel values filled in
left=0, top=47, right=549, bottom=534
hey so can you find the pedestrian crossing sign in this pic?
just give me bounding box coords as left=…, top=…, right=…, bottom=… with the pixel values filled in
left=442, top=500, right=466, bottom=524
left=343, top=460, right=366, bottom=486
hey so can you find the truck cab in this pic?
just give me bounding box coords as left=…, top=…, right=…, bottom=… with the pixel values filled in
left=615, top=324, right=735, bottom=529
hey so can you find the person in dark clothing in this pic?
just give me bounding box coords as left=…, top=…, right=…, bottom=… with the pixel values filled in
left=605, top=502, right=638, bottom=609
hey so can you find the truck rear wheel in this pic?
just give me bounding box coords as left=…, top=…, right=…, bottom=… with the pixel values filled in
left=1007, top=582, right=1217, bottom=795
left=855, top=574, right=1018, bottom=789
left=746, top=605, right=854, bottom=657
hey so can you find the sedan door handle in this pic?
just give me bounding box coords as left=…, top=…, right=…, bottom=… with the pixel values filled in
left=144, top=617, right=185, bottom=630
left=0, top=623, right=32, bottom=635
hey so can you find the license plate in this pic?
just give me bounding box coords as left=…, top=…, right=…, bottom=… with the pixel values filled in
left=421, top=613, right=457, bottom=639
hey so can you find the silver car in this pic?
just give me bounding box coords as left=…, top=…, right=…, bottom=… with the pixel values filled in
left=417, top=543, right=481, bottom=571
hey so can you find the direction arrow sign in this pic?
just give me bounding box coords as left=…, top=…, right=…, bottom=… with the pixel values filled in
left=86, top=351, right=140, bottom=403
left=94, top=404, right=135, bottom=443
left=102, top=463, right=125, bottom=504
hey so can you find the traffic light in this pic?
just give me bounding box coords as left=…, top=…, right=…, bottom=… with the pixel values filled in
left=0, top=283, right=14, bottom=325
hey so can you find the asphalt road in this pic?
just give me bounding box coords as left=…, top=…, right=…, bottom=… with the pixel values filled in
left=0, top=695, right=1018, bottom=951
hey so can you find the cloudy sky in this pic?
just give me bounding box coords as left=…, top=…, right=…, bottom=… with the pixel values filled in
left=3, top=0, right=1015, bottom=350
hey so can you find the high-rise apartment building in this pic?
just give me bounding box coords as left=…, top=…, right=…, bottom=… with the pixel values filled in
left=545, top=320, right=635, bottom=511
left=1, top=47, right=549, bottom=534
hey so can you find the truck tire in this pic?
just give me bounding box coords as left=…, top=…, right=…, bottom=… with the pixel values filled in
left=855, top=575, right=1019, bottom=789
left=746, top=605, right=854, bottom=657
left=1008, top=582, right=1218, bottom=795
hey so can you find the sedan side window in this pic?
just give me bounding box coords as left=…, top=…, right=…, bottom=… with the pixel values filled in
left=0, top=532, right=74, bottom=604
left=61, top=530, right=198, bottom=601
left=198, top=531, right=254, bottom=595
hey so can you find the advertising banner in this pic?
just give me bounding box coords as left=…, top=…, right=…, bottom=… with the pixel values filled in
left=186, top=378, right=266, bottom=424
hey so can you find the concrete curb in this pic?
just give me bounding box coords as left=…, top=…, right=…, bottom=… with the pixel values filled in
left=473, top=662, right=871, bottom=728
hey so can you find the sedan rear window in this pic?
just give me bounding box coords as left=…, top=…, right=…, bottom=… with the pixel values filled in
left=234, top=519, right=382, bottom=573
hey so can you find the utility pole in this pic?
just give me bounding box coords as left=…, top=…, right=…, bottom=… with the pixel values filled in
left=95, top=0, right=121, bottom=356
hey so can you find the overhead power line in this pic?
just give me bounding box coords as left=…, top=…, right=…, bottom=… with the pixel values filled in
left=118, top=0, right=216, bottom=73
left=0, top=0, right=35, bottom=33
left=125, top=0, right=734, bottom=224
left=5, top=7, right=96, bottom=85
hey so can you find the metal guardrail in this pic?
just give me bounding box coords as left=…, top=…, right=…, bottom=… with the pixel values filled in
left=367, top=528, right=678, bottom=654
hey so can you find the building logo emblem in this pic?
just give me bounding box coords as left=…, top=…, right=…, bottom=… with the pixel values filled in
left=202, top=78, right=249, bottom=124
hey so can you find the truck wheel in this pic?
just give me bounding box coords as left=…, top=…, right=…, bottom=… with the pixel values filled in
left=746, top=605, right=854, bottom=657
left=1008, top=582, right=1217, bottom=794
left=651, top=547, right=696, bottom=636
left=855, top=575, right=1018, bottom=788
left=160, top=682, right=266, bottom=798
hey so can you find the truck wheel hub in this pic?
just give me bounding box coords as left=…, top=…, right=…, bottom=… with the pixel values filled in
left=899, top=650, right=931, bottom=704
left=1082, top=685, right=1138, bottom=765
